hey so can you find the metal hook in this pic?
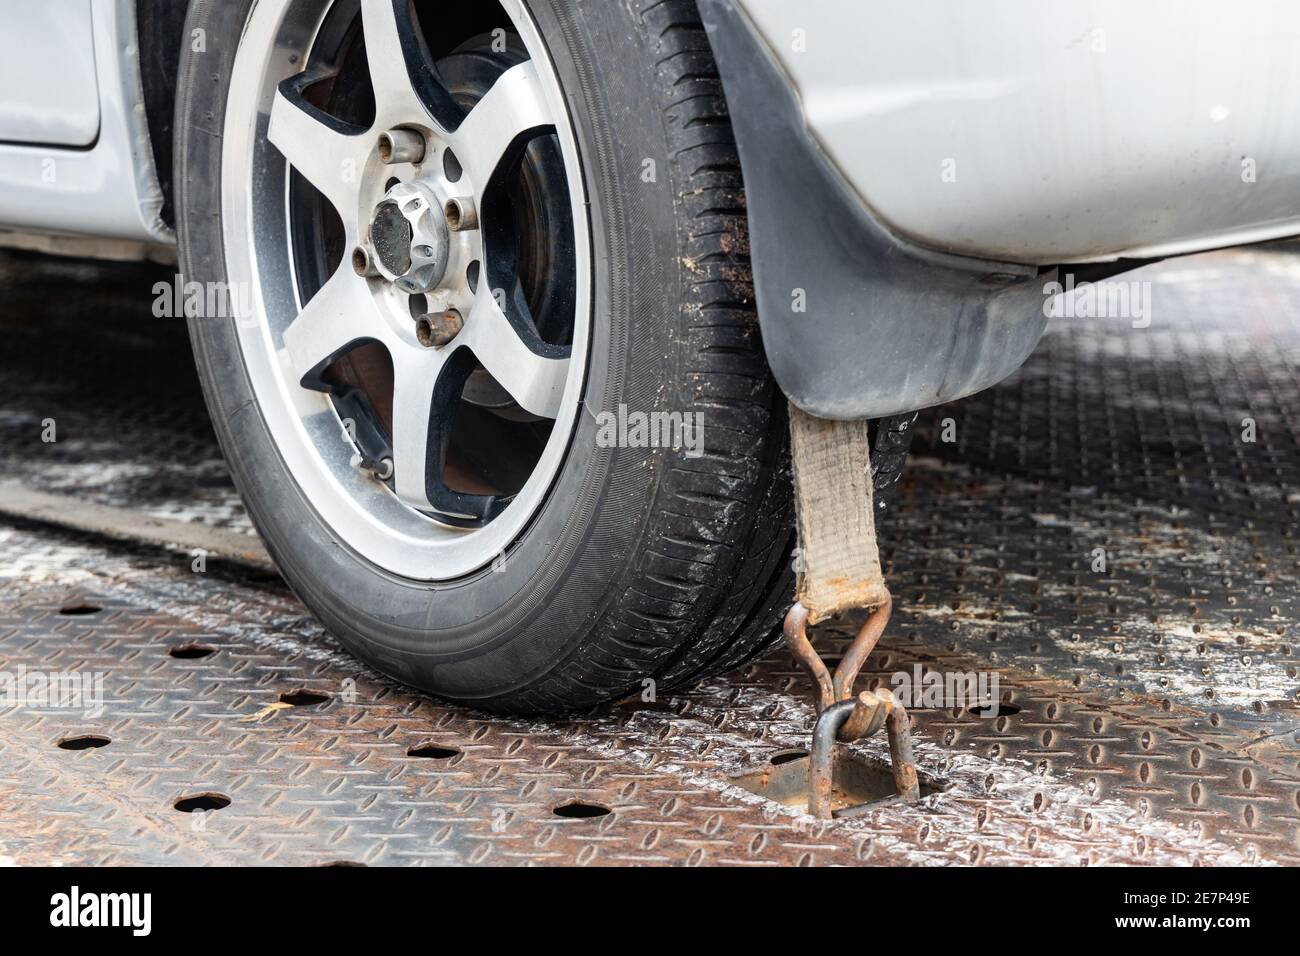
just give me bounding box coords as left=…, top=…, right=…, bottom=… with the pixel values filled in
left=782, top=593, right=920, bottom=818
left=782, top=594, right=893, bottom=713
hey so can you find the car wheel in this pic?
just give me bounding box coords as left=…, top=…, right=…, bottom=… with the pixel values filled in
left=175, top=0, right=798, bottom=713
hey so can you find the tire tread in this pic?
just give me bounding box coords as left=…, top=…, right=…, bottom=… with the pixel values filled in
left=499, top=0, right=794, bottom=711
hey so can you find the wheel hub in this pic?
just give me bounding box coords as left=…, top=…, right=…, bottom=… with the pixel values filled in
left=367, top=180, right=449, bottom=294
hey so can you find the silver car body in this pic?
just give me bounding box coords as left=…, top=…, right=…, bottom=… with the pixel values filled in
left=6, top=0, right=1299, bottom=263
left=737, top=0, right=1300, bottom=264
left=0, top=0, right=169, bottom=247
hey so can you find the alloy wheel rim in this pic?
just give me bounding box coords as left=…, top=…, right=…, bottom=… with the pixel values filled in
left=221, top=0, right=591, bottom=580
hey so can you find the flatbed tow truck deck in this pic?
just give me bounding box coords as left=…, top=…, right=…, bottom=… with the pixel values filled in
left=0, top=248, right=1297, bottom=866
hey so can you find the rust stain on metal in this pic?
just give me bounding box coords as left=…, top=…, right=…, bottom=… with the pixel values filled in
left=885, top=705, right=921, bottom=803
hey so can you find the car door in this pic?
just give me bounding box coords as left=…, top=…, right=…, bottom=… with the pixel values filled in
left=0, top=0, right=99, bottom=148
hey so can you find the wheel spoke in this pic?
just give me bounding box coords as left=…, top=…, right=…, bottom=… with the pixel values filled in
left=281, top=269, right=382, bottom=387
left=388, top=353, right=442, bottom=510
left=452, top=60, right=555, bottom=190
left=268, top=78, right=367, bottom=216
left=388, top=348, right=498, bottom=520
left=464, top=288, right=571, bottom=420
left=360, top=0, right=460, bottom=128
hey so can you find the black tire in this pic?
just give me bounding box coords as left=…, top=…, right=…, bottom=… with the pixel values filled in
left=176, top=0, right=797, bottom=714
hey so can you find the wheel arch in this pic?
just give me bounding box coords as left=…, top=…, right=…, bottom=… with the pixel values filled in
left=137, top=0, right=190, bottom=231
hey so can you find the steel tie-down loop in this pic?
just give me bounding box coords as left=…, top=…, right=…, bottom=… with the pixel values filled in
left=783, top=593, right=922, bottom=819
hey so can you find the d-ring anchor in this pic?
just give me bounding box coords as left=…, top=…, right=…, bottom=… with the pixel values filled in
left=783, top=594, right=921, bottom=818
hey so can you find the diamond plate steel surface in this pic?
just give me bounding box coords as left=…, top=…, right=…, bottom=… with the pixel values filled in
left=0, top=250, right=252, bottom=532
left=1, top=247, right=1298, bottom=865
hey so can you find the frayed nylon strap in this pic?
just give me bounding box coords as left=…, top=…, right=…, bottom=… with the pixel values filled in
left=789, top=404, right=889, bottom=625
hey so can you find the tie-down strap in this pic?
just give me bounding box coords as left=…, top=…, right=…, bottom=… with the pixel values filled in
left=788, top=405, right=890, bottom=625
left=786, top=404, right=920, bottom=816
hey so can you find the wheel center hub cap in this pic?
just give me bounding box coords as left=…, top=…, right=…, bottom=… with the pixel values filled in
left=368, top=181, right=449, bottom=293
left=371, top=201, right=412, bottom=276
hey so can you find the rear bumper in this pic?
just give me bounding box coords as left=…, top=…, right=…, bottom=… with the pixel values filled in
left=699, top=0, right=1050, bottom=420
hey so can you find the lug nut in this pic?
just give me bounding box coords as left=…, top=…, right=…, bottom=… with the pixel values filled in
left=378, top=128, right=426, bottom=165
left=351, top=245, right=379, bottom=278
left=416, top=309, right=464, bottom=348
left=444, top=197, right=479, bottom=232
